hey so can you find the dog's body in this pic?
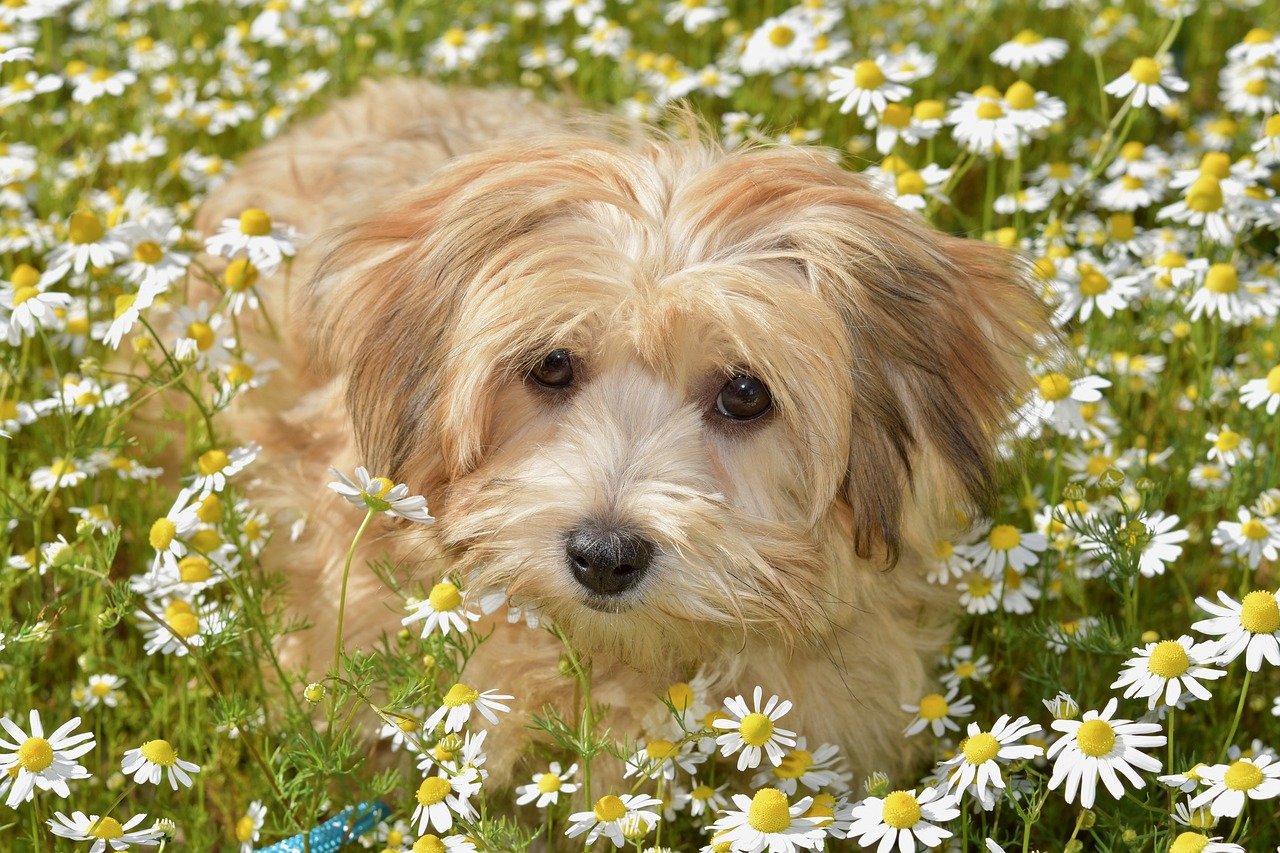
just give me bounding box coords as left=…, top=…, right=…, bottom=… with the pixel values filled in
left=198, top=79, right=1043, bottom=786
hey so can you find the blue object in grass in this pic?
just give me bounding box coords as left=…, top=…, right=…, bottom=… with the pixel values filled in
left=256, top=801, right=390, bottom=852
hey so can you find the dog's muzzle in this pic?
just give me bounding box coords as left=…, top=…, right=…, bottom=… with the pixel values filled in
left=565, top=524, right=652, bottom=597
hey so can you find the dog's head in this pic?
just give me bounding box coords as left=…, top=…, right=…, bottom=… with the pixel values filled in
left=304, top=130, right=1043, bottom=667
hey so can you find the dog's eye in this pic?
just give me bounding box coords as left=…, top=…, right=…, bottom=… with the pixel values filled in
left=530, top=349, right=574, bottom=388
left=716, top=374, right=772, bottom=421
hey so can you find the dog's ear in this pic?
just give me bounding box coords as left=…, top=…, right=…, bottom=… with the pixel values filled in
left=711, top=149, right=1045, bottom=563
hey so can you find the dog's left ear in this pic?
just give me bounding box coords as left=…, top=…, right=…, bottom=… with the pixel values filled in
left=736, top=152, right=1046, bottom=562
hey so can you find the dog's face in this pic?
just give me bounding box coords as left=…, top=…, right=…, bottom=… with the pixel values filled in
left=306, top=133, right=1041, bottom=667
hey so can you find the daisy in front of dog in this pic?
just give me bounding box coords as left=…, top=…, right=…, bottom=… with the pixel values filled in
left=515, top=761, right=579, bottom=808
left=424, top=683, right=513, bottom=734
left=752, top=738, right=850, bottom=796
left=1192, top=589, right=1280, bottom=671
left=203, top=207, right=296, bottom=274
left=1189, top=754, right=1280, bottom=817
left=712, top=687, right=798, bottom=771
left=840, top=786, right=961, bottom=851
left=1111, top=636, right=1226, bottom=709
left=965, top=521, right=1047, bottom=577
left=411, top=768, right=482, bottom=834
left=565, top=792, right=662, bottom=848
left=46, top=811, right=161, bottom=852
left=0, top=710, right=96, bottom=808
left=402, top=579, right=480, bottom=638
left=1046, top=698, right=1165, bottom=809
left=189, top=444, right=259, bottom=494
left=624, top=736, right=705, bottom=781
left=1104, top=55, right=1189, bottom=108
left=121, top=739, right=202, bottom=789
left=329, top=466, right=434, bottom=524
left=937, top=715, right=1043, bottom=809
left=710, top=788, right=827, bottom=851
left=903, top=687, right=975, bottom=737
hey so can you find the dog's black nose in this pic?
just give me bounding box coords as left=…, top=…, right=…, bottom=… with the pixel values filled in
left=566, top=526, right=652, bottom=595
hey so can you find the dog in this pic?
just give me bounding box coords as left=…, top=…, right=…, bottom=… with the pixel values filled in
left=196, top=78, right=1044, bottom=787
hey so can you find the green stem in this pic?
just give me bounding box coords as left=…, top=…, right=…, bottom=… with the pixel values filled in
left=1219, top=668, right=1252, bottom=761
left=332, top=509, right=377, bottom=680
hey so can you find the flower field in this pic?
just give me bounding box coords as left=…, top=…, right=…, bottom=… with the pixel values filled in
left=3, top=0, right=1280, bottom=850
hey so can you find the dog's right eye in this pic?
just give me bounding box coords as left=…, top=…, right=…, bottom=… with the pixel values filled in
left=530, top=349, right=574, bottom=388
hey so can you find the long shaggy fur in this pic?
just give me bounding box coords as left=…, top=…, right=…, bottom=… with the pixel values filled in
left=198, top=79, right=1046, bottom=787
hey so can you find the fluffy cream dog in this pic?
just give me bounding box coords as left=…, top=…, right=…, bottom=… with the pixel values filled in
left=197, top=78, right=1044, bottom=785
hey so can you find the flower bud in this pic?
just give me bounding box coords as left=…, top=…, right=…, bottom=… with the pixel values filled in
left=303, top=683, right=325, bottom=703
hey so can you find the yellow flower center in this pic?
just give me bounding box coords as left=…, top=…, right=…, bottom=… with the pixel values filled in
left=1223, top=759, right=1264, bottom=791
left=914, top=99, right=944, bottom=120
left=1005, top=81, right=1036, bottom=110
left=645, top=739, right=677, bottom=761
left=853, top=59, right=885, bottom=89
left=1240, top=590, right=1280, bottom=634
left=666, top=682, right=694, bottom=711
left=1170, top=832, right=1210, bottom=853
left=198, top=449, right=229, bottom=475
left=140, top=739, right=177, bottom=766
left=10, top=263, right=41, bottom=289
left=413, top=836, right=446, bottom=853
left=773, top=748, right=813, bottom=779
left=1038, top=373, right=1072, bottom=401
left=593, top=794, right=627, bottom=822
left=368, top=476, right=395, bottom=498
left=1013, top=29, right=1041, bottom=44
left=90, top=681, right=113, bottom=698
left=428, top=581, right=462, bottom=612
left=767, top=25, right=795, bottom=47
left=954, top=661, right=976, bottom=678
left=133, top=241, right=162, bottom=264
left=197, top=494, right=222, bottom=523
left=149, top=517, right=177, bottom=550
left=961, top=732, right=1000, bottom=764
left=238, top=208, right=272, bottom=236
left=976, top=101, right=1005, bottom=120
left=1147, top=640, right=1190, bottom=678
left=88, top=817, right=124, bottom=840
left=537, top=772, right=562, bottom=793
left=1076, top=719, right=1116, bottom=757
left=966, top=575, right=994, bottom=597
left=881, top=790, right=922, bottom=829
left=1205, top=263, right=1238, bottom=294
left=187, top=321, right=215, bottom=352
left=988, top=524, right=1021, bottom=551
left=190, top=529, right=221, bottom=552
left=416, top=776, right=452, bottom=806
left=12, top=285, right=38, bottom=306
left=896, top=170, right=926, bottom=196
left=235, top=815, right=256, bottom=842
left=1264, top=365, right=1280, bottom=394
left=17, top=737, right=54, bottom=772
left=224, top=258, right=259, bottom=292
left=1079, top=266, right=1111, bottom=296
left=739, top=712, right=775, bottom=746
left=917, top=693, right=949, bottom=720
left=90, top=68, right=111, bottom=82
left=1129, top=57, right=1161, bottom=86
left=747, top=788, right=791, bottom=833
left=178, top=555, right=212, bottom=583
left=1244, top=79, right=1267, bottom=96
left=1242, top=518, right=1270, bottom=540
left=1186, top=176, right=1224, bottom=213
left=442, top=27, right=466, bottom=47
left=168, top=611, right=200, bottom=638
left=933, top=540, right=954, bottom=560
left=1214, top=429, right=1241, bottom=451
left=228, top=362, right=255, bottom=386
left=1243, top=27, right=1273, bottom=44
left=442, top=683, right=479, bottom=707
left=69, top=211, right=105, bottom=245
left=113, top=293, right=137, bottom=319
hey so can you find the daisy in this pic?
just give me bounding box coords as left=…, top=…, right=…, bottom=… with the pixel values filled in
left=411, top=836, right=476, bottom=853
left=965, top=522, right=1047, bottom=576
left=827, top=57, right=910, bottom=117
left=938, top=715, right=1043, bottom=809
left=1079, top=511, right=1188, bottom=578
left=940, top=646, right=992, bottom=690
left=70, top=67, right=136, bottom=104
left=329, top=466, right=434, bottom=523
left=738, top=15, right=816, bottom=76
left=1046, top=698, right=1165, bottom=809
left=136, top=598, right=228, bottom=657
left=1189, top=463, right=1231, bottom=491
left=710, top=788, right=826, bottom=852
left=957, top=570, right=1001, bottom=615
left=624, top=736, right=704, bottom=781
left=663, top=0, right=727, bottom=33
left=1240, top=365, right=1280, bottom=414
left=1212, top=509, right=1280, bottom=568
left=675, top=778, right=730, bottom=817
left=1167, top=833, right=1243, bottom=853
left=840, top=786, right=960, bottom=851
left=203, top=208, right=296, bottom=274
left=1193, top=589, right=1280, bottom=671
left=45, top=210, right=128, bottom=274
left=515, top=762, right=579, bottom=808
left=1104, top=56, right=1189, bottom=108
left=990, top=30, right=1068, bottom=69
left=902, top=687, right=975, bottom=737
left=1111, top=636, right=1226, bottom=709
left=234, top=801, right=266, bottom=853
left=147, top=486, right=201, bottom=574
left=402, top=579, right=480, bottom=637
left=189, top=443, right=259, bottom=493
left=712, top=687, right=798, bottom=771
left=1190, top=755, right=1280, bottom=817
left=565, top=793, right=662, bottom=848
left=82, top=674, right=127, bottom=709
left=0, top=711, right=95, bottom=807
left=947, top=88, right=1024, bottom=157
left=121, top=739, right=201, bottom=789
left=1052, top=261, right=1141, bottom=324
left=751, top=739, right=850, bottom=796
left=2, top=264, right=72, bottom=345
left=410, top=768, right=481, bottom=834
left=47, top=812, right=161, bottom=852
left=1014, top=373, right=1111, bottom=439
left=423, top=683, right=513, bottom=734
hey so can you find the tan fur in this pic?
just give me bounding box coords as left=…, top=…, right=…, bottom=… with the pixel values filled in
left=198, top=79, right=1046, bottom=789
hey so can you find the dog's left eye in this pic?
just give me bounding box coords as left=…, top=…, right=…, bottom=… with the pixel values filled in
left=716, top=373, right=772, bottom=421
left=530, top=349, right=574, bottom=388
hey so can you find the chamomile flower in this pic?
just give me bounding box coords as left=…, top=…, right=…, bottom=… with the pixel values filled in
left=1239, top=365, right=1280, bottom=414
left=402, top=579, right=480, bottom=637
left=940, top=646, right=992, bottom=690
left=234, top=801, right=266, bottom=853
left=81, top=674, right=127, bottom=710
left=516, top=762, right=579, bottom=808
left=991, top=30, right=1068, bottom=69
left=712, top=687, right=798, bottom=771
left=1193, top=589, right=1280, bottom=671
left=1015, top=373, right=1112, bottom=439
left=965, top=522, right=1047, bottom=576
left=1046, top=698, right=1165, bottom=809
left=624, top=736, right=705, bottom=781
left=147, top=486, right=201, bottom=573
left=710, top=788, right=826, bottom=852
left=1111, top=636, right=1226, bottom=709
left=840, top=786, right=960, bottom=851
left=827, top=57, right=910, bottom=117
left=136, top=597, right=227, bottom=656
left=410, top=768, right=481, bottom=834
left=565, top=793, right=662, bottom=848
left=1105, top=56, right=1188, bottom=108
left=2, top=263, right=73, bottom=344
left=938, top=715, right=1043, bottom=809
left=0, top=711, right=95, bottom=807
left=423, top=683, right=513, bottom=734
left=47, top=812, right=161, bottom=852
left=189, top=444, right=259, bottom=493
left=902, top=687, right=975, bottom=737
left=1189, top=755, right=1280, bottom=817
left=738, top=15, right=816, bottom=76
left=329, top=466, right=434, bottom=523
left=121, top=739, right=201, bottom=789
left=676, top=779, right=731, bottom=817
left=1166, top=833, right=1243, bottom=853
left=1204, top=424, right=1252, bottom=468
left=1212, top=509, right=1280, bottom=568
left=204, top=208, right=296, bottom=273
left=750, top=738, right=850, bottom=796
left=45, top=210, right=128, bottom=274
